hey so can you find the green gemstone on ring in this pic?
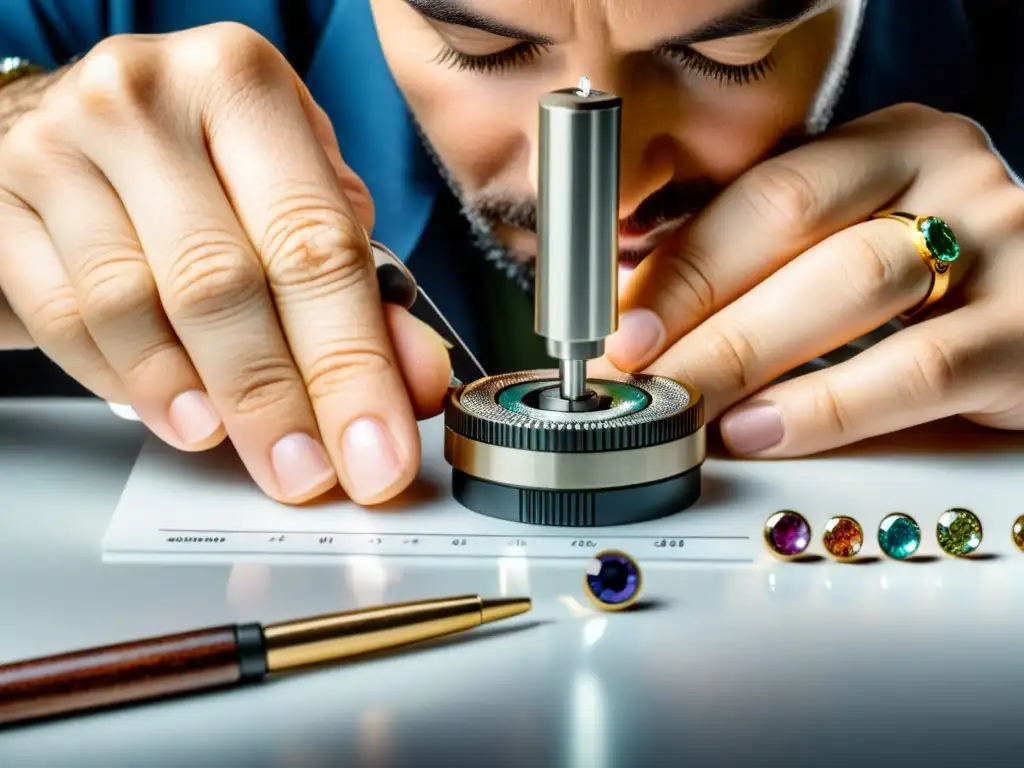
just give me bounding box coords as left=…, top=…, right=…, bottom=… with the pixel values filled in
left=920, top=217, right=960, bottom=263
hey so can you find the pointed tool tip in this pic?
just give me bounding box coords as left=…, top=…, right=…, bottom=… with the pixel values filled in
left=480, top=597, right=532, bottom=624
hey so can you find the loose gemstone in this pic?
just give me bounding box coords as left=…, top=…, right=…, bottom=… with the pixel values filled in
left=822, top=516, right=863, bottom=560
left=920, top=217, right=960, bottom=263
left=878, top=513, right=922, bottom=560
left=936, top=508, right=982, bottom=557
left=1013, top=516, right=1024, bottom=552
left=764, top=511, right=811, bottom=558
left=585, top=551, right=642, bottom=610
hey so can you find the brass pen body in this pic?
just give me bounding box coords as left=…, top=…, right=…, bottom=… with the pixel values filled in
left=0, top=595, right=529, bottom=727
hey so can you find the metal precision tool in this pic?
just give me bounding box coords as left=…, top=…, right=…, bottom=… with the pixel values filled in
left=443, top=78, right=707, bottom=527
left=536, top=75, right=619, bottom=405
left=371, top=241, right=487, bottom=386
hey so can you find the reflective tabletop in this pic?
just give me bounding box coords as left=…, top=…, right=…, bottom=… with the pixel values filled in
left=0, top=399, right=1022, bottom=767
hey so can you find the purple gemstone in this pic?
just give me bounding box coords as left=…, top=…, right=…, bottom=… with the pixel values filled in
left=586, top=552, right=640, bottom=607
left=768, top=511, right=810, bottom=556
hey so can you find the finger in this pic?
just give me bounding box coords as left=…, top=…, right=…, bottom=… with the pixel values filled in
left=718, top=303, right=1020, bottom=457
left=645, top=165, right=1010, bottom=419
left=0, top=287, right=33, bottom=349
left=3, top=142, right=225, bottom=451
left=646, top=217, right=934, bottom=419
left=198, top=66, right=423, bottom=505
left=301, top=94, right=375, bottom=235
left=383, top=303, right=452, bottom=420
left=0, top=187, right=125, bottom=400
left=606, top=106, right=977, bottom=371
left=70, top=49, right=337, bottom=504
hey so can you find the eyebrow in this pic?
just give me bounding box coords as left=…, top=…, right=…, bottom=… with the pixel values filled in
left=404, top=0, right=555, bottom=44
left=667, top=0, right=825, bottom=45
left=404, top=0, right=822, bottom=46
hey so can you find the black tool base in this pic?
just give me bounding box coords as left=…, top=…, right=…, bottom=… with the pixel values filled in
left=451, top=468, right=701, bottom=527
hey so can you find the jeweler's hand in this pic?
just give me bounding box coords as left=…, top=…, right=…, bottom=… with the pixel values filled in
left=605, top=103, right=1024, bottom=457
left=0, top=24, right=451, bottom=504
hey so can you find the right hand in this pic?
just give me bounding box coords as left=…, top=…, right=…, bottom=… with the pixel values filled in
left=0, top=23, right=452, bottom=505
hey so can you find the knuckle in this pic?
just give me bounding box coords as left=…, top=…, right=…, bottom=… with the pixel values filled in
left=901, top=336, right=960, bottom=401
left=840, top=225, right=901, bottom=308
left=185, top=22, right=283, bottom=86
left=876, top=102, right=941, bottom=126
left=77, top=255, right=156, bottom=330
left=28, top=287, right=87, bottom=346
left=742, top=162, right=819, bottom=232
left=966, top=151, right=1014, bottom=188
left=812, top=380, right=853, bottom=437
left=659, top=246, right=717, bottom=318
left=261, top=207, right=370, bottom=293
left=929, top=111, right=991, bottom=150
left=228, top=358, right=304, bottom=417
left=304, top=347, right=397, bottom=401
left=698, top=322, right=757, bottom=394
left=75, top=37, right=160, bottom=118
left=992, top=190, right=1024, bottom=231
left=164, top=233, right=264, bottom=317
left=0, top=112, right=59, bottom=173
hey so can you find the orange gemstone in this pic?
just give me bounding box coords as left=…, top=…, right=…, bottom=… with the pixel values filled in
left=823, top=516, right=863, bottom=560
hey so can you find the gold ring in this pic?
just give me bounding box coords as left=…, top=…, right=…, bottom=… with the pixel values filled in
left=871, top=210, right=961, bottom=319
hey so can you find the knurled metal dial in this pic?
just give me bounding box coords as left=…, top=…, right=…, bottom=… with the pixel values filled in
left=444, top=370, right=704, bottom=453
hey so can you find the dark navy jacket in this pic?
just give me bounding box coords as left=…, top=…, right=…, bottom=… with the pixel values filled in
left=1, top=0, right=1021, bottom=393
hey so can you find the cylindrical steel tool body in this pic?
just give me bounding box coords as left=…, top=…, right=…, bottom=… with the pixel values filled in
left=536, top=86, right=621, bottom=363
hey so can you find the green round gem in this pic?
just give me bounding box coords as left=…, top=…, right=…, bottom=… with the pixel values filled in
left=878, top=513, right=921, bottom=560
left=936, top=508, right=982, bottom=557
left=920, top=217, right=960, bottom=263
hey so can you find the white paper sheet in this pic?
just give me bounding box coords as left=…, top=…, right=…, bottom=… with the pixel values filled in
left=103, top=415, right=1024, bottom=565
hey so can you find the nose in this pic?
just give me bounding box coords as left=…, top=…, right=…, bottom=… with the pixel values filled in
left=617, top=95, right=676, bottom=221
left=526, top=77, right=677, bottom=223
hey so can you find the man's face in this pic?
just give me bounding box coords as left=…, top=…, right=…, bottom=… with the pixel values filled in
left=369, top=0, right=841, bottom=276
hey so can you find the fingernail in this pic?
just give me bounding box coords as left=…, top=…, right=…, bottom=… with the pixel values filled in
left=271, top=433, right=337, bottom=498
left=721, top=401, right=785, bottom=454
left=341, top=417, right=403, bottom=501
left=605, top=309, right=666, bottom=369
left=168, top=390, right=222, bottom=445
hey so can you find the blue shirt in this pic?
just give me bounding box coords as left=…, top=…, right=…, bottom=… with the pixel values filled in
left=2, top=0, right=1023, bottom=392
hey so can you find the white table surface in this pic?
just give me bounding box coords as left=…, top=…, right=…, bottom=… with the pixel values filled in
left=1, top=397, right=1023, bottom=768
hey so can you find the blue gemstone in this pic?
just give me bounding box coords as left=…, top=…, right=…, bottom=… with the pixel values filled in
left=586, top=551, right=641, bottom=608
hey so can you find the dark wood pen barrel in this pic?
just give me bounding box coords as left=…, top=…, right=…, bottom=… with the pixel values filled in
left=0, top=626, right=243, bottom=726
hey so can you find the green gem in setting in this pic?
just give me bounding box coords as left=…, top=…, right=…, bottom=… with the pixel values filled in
left=920, top=217, right=960, bottom=263
left=936, top=508, right=982, bottom=557
left=878, top=513, right=922, bottom=560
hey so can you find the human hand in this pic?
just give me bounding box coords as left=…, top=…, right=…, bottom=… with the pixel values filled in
left=605, top=104, right=1024, bottom=457
left=0, top=23, right=451, bottom=503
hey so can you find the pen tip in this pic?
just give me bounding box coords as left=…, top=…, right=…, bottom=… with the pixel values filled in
left=480, top=597, right=532, bottom=624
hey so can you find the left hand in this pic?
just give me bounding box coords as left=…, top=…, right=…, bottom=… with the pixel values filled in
left=604, top=103, right=1024, bottom=458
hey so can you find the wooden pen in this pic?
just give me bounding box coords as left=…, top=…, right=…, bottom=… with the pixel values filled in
left=0, top=594, right=530, bottom=726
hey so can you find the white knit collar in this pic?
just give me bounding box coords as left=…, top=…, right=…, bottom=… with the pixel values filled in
left=806, top=0, right=869, bottom=134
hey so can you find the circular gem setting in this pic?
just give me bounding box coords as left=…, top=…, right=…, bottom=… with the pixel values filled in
left=936, top=508, right=982, bottom=557
left=920, top=216, right=960, bottom=263
left=1013, top=516, right=1024, bottom=552
left=764, top=510, right=811, bottom=559
left=585, top=550, right=642, bottom=611
left=878, top=513, right=922, bottom=560
left=822, top=516, right=863, bottom=561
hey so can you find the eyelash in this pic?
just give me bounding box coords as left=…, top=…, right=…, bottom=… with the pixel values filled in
left=431, top=41, right=776, bottom=85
